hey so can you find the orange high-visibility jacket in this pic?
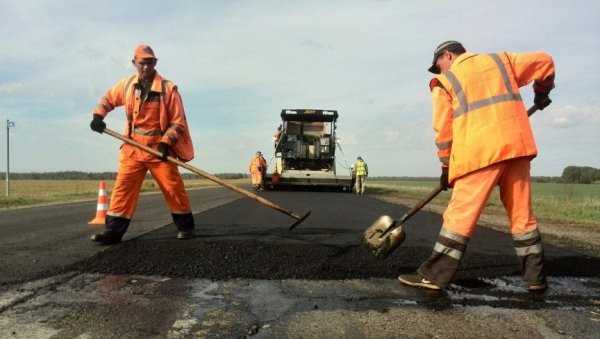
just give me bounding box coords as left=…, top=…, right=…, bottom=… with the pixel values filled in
left=93, top=72, right=195, bottom=162
left=249, top=155, right=267, bottom=173
left=430, top=51, right=555, bottom=183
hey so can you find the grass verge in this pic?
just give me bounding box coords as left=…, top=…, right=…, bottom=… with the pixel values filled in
left=0, top=179, right=247, bottom=209
left=368, top=180, right=600, bottom=227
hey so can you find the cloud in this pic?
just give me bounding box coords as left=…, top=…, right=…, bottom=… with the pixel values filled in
left=1, top=1, right=599, bottom=176
left=301, top=40, right=327, bottom=50
left=539, top=105, right=600, bottom=128
left=0, top=82, right=24, bottom=94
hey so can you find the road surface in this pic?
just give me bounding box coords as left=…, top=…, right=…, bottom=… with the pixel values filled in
left=1, top=187, right=599, bottom=338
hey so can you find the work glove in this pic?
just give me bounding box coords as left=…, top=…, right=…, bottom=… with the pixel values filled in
left=90, top=114, right=106, bottom=134
left=533, top=92, right=552, bottom=110
left=440, top=167, right=451, bottom=191
left=157, top=142, right=170, bottom=161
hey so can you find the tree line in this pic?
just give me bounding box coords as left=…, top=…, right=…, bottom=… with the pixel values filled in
left=0, top=171, right=249, bottom=180
left=561, top=166, right=600, bottom=184
left=0, top=167, right=597, bottom=183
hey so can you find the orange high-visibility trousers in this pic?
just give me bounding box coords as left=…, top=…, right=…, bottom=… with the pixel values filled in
left=250, top=171, right=263, bottom=186
left=107, top=155, right=192, bottom=220
left=443, top=157, right=537, bottom=237
left=418, top=156, right=545, bottom=288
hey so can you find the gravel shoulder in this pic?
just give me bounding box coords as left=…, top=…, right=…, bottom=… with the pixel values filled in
left=373, top=194, right=600, bottom=258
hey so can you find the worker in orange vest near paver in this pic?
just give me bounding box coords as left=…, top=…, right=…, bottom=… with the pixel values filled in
left=249, top=151, right=268, bottom=191
left=89, top=44, right=196, bottom=244
left=398, top=41, right=555, bottom=292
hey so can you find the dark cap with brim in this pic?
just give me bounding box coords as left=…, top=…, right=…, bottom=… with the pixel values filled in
left=428, top=40, right=464, bottom=74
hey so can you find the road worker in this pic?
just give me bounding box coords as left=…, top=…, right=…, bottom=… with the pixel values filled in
left=249, top=151, right=268, bottom=190
left=353, top=156, right=368, bottom=196
left=89, top=44, right=196, bottom=244
left=398, top=41, right=555, bottom=292
left=350, top=164, right=356, bottom=193
left=273, top=124, right=283, bottom=148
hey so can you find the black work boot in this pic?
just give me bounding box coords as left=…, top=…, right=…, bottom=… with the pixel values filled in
left=90, top=230, right=122, bottom=245
left=176, top=230, right=195, bottom=240
left=172, top=212, right=195, bottom=240
left=91, top=216, right=129, bottom=245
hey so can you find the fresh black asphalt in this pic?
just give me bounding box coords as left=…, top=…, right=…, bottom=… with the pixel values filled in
left=73, top=190, right=599, bottom=291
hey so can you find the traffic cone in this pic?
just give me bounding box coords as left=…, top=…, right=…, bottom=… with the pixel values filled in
left=88, top=180, right=108, bottom=225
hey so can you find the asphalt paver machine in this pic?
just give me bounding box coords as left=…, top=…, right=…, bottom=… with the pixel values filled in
left=265, top=109, right=353, bottom=191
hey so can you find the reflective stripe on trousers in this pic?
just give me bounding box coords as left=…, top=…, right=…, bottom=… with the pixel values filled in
left=418, top=228, right=468, bottom=288
left=513, top=229, right=546, bottom=285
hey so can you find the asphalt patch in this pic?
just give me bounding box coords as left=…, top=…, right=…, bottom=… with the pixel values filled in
left=71, top=224, right=600, bottom=283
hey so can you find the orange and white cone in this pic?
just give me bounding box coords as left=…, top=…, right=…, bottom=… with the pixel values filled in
left=88, top=180, right=108, bottom=225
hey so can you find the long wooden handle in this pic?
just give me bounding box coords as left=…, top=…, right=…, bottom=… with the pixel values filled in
left=398, top=185, right=443, bottom=224
left=103, top=128, right=306, bottom=221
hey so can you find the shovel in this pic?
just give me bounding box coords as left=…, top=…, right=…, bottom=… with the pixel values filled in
left=362, top=102, right=548, bottom=259
left=363, top=186, right=443, bottom=259
left=102, top=128, right=311, bottom=230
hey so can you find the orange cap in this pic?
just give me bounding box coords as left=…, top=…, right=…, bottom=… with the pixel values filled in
left=133, top=44, right=156, bottom=59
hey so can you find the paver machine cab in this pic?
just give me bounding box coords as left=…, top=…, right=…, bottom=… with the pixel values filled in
left=264, top=109, right=353, bottom=191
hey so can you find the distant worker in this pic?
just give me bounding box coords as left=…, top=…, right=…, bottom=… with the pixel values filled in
left=350, top=164, right=356, bottom=193
left=353, top=156, right=368, bottom=195
left=89, top=44, right=196, bottom=244
left=273, top=124, right=283, bottom=148
left=397, top=41, right=555, bottom=292
left=249, top=151, right=268, bottom=191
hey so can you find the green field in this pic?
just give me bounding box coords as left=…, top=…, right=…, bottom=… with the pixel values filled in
left=2, top=179, right=599, bottom=227
left=0, top=178, right=243, bottom=209
left=368, top=180, right=600, bottom=227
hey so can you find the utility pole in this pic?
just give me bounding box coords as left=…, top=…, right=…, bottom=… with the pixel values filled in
left=6, top=119, right=15, bottom=197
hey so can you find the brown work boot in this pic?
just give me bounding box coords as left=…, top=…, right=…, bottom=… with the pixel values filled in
left=398, top=273, right=442, bottom=290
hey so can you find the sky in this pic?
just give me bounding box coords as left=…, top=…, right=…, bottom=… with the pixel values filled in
left=1, top=0, right=599, bottom=177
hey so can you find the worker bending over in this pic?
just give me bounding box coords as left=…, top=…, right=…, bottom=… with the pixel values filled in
left=398, top=41, right=555, bottom=292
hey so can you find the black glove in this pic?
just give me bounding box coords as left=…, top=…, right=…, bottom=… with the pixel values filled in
left=90, top=114, right=106, bottom=134
left=534, top=92, right=551, bottom=110
left=157, top=142, right=169, bottom=161
left=440, top=167, right=450, bottom=191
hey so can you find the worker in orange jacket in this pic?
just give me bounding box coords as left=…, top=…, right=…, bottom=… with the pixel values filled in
left=249, top=151, right=268, bottom=190
left=273, top=124, right=283, bottom=148
left=398, top=41, right=555, bottom=292
left=89, top=44, right=196, bottom=244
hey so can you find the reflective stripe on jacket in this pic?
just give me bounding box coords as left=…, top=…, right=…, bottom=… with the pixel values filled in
left=431, top=51, right=555, bottom=183
left=93, top=72, right=195, bottom=162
